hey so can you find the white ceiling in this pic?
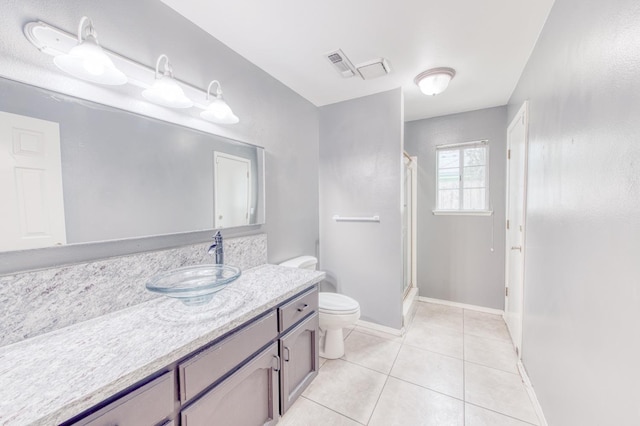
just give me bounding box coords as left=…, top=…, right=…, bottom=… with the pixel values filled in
left=160, top=0, right=555, bottom=121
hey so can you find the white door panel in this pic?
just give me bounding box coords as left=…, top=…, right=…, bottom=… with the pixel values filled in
left=214, top=152, right=250, bottom=229
left=505, top=102, right=529, bottom=357
left=0, top=111, right=66, bottom=251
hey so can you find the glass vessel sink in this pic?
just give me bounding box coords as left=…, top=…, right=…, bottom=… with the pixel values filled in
left=146, top=264, right=241, bottom=306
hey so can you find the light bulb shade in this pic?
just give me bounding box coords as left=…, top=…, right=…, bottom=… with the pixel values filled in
left=53, top=36, right=127, bottom=85
left=414, top=67, right=456, bottom=96
left=142, top=75, right=193, bottom=109
left=200, top=97, right=238, bottom=124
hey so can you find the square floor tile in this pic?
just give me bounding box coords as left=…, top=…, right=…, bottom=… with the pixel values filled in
left=413, top=302, right=464, bottom=332
left=302, top=359, right=386, bottom=424
left=465, top=362, right=539, bottom=424
left=369, top=376, right=464, bottom=426
left=465, top=403, right=537, bottom=426
left=464, top=334, right=519, bottom=374
left=404, top=320, right=463, bottom=359
left=464, top=310, right=512, bottom=341
left=390, top=344, right=463, bottom=399
left=353, top=325, right=405, bottom=343
left=342, top=330, right=402, bottom=374
left=320, top=356, right=327, bottom=368
left=279, top=396, right=361, bottom=426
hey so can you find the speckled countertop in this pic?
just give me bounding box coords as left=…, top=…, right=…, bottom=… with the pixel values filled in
left=0, top=264, right=324, bottom=426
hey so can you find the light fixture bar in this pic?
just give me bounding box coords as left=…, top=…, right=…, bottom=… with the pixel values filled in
left=24, top=20, right=215, bottom=110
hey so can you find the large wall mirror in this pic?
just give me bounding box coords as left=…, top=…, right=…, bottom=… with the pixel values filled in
left=0, top=77, right=265, bottom=253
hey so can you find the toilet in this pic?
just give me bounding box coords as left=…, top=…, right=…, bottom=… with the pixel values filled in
left=279, top=256, right=360, bottom=359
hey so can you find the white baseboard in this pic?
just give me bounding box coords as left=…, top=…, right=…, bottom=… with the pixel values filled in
left=403, top=287, right=419, bottom=327
left=517, top=360, right=548, bottom=426
left=355, top=319, right=404, bottom=337
left=417, top=296, right=504, bottom=315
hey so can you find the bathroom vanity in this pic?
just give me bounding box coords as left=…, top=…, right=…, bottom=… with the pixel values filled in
left=0, top=264, right=323, bottom=425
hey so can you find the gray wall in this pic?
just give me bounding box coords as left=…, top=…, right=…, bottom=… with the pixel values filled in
left=0, top=0, right=319, bottom=272
left=319, top=89, right=404, bottom=329
left=507, top=0, right=640, bottom=424
left=405, top=107, right=507, bottom=309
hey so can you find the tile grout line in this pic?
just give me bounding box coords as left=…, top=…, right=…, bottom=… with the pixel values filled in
left=465, top=401, right=540, bottom=426
left=299, top=396, right=366, bottom=425
left=365, top=336, right=405, bottom=425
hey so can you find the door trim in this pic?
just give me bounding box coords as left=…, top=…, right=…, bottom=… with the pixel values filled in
left=504, top=101, right=529, bottom=358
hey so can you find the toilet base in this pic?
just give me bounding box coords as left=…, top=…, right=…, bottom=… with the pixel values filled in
left=320, top=327, right=345, bottom=359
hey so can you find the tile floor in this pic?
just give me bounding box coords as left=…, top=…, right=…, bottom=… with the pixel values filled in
left=279, top=301, right=540, bottom=426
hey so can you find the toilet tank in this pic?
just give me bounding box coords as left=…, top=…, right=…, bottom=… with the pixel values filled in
left=279, top=256, right=318, bottom=270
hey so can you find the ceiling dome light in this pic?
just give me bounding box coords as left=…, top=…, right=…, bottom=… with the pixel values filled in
left=142, top=54, right=193, bottom=109
left=53, top=16, right=127, bottom=85
left=200, top=80, right=239, bottom=124
left=414, top=67, right=456, bottom=96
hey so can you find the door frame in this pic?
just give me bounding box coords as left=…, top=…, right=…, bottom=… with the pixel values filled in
left=504, top=101, right=529, bottom=358
left=403, top=154, right=418, bottom=299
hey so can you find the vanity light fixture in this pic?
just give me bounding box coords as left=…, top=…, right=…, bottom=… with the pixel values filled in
left=53, top=16, right=127, bottom=85
left=414, top=67, right=456, bottom=96
left=200, top=80, right=239, bottom=124
left=142, top=54, right=193, bottom=109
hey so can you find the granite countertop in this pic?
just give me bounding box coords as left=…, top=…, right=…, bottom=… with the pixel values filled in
left=0, top=264, right=324, bottom=426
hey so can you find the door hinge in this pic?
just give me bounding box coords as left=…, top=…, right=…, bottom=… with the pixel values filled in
left=505, top=287, right=509, bottom=297
left=507, top=219, right=510, bottom=230
left=507, top=149, right=511, bottom=160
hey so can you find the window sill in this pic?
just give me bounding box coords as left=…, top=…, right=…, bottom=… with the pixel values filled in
left=432, top=210, right=494, bottom=216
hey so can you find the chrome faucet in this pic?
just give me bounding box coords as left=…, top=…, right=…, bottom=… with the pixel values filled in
left=208, top=231, right=224, bottom=264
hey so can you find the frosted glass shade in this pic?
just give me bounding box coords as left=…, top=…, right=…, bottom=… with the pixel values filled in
left=414, top=67, right=456, bottom=96
left=142, top=76, right=193, bottom=109
left=53, top=36, right=127, bottom=86
left=200, top=98, right=239, bottom=124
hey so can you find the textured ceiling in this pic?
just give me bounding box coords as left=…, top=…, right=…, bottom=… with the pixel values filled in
left=161, top=0, right=555, bottom=121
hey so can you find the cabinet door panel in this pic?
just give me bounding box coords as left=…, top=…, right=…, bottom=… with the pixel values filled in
left=280, top=313, right=319, bottom=413
left=181, top=343, right=279, bottom=426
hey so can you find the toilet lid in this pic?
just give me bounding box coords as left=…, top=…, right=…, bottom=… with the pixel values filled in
left=319, top=292, right=360, bottom=314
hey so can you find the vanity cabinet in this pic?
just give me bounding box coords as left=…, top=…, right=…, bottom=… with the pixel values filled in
left=64, top=285, right=318, bottom=426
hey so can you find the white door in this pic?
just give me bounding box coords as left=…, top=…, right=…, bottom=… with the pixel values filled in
left=214, top=152, right=251, bottom=228
left=0, top=111, right=66, bottom=251
left=505, top=101, right=529, bottom=357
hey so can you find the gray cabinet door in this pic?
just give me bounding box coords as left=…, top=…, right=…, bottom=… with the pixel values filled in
left=279, top=313, right=319, bottom=413
left=180, top=343, right=279, bottom=426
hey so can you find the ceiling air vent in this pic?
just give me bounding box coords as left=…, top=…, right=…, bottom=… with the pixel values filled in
left=356, top=58, right=391, bottom=80
left=325, top=49, right=356, bottom=78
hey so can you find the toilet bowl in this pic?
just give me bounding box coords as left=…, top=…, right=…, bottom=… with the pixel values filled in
left=279, top=256, right=361, bottom=359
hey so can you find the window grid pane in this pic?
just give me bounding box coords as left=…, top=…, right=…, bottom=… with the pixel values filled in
left=436, top=143, right=489, bottom=211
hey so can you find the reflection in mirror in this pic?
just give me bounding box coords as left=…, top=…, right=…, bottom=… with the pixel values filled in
left=0, top=77, right=265, bottom=253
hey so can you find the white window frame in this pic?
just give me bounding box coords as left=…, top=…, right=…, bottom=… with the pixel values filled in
left=433, top=140, right=493, bottom=216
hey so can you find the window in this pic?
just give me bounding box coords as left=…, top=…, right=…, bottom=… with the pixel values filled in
left=434, top=140, right=491, bottom=214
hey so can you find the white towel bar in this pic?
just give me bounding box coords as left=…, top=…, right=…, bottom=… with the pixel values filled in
left=332, top=215, right=380, bottom=223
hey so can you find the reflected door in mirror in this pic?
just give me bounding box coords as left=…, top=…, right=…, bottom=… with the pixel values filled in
left=0, top=111, right=66, bottom=251
left=214, top=152, right=251, bottom=228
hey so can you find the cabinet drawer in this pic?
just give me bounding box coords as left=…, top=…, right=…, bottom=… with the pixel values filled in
left=71, top=371, right=175, bottom=426
left=278, top=287, right=318, bottom=332
left=179, top=310, right=278, bottom=403
left=180, top=343, right=279, bottom=426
